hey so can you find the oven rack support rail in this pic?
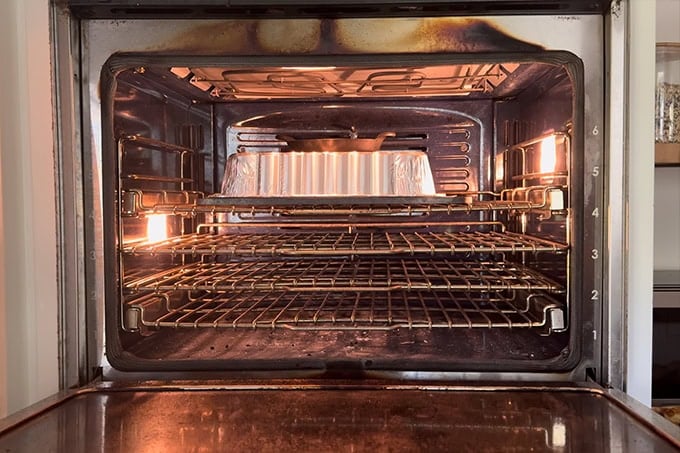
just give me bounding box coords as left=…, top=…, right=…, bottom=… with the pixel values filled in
left=123, top=288, right=566, bottom=334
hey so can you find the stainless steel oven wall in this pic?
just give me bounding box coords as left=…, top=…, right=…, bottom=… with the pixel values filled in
left=59, top=14, right=604, bottom=382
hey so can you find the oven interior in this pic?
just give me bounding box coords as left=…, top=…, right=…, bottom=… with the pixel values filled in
left=106, top=54, right=580, bottom=373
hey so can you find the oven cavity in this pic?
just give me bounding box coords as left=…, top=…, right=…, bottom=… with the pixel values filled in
left=108, top=57, right=576, bottom=370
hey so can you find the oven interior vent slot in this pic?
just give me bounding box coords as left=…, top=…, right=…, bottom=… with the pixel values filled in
left=124, top=289, right=565, bottom=333
left=230, top=130, right=437, bottom=153
left=122, top=231, right=568, bottom=257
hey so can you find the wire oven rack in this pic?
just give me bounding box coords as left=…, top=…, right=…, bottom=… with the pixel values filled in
left=123, top=258, right=565, bottom=293
left=124, top=288, right=564, bottom=331
left=120, top=186, right=566, bottom=217
left=123, top=231, right=568, bottom=257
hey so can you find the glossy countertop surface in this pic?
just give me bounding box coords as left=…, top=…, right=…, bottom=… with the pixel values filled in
left=1, top=384, right=679, bottom=452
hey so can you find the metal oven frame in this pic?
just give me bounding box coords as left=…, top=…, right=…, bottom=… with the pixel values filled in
left=49, top=0, right=629, bottom=392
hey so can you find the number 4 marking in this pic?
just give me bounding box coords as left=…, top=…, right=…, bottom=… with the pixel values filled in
left=592, top=208, right=599, bottom=218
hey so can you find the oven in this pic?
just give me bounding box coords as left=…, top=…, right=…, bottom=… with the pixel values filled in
left=107, top=49, right=582, bottom=375
left=91, top=5, right=596, bottom=379
left=1, top=1, right=679, bottom=451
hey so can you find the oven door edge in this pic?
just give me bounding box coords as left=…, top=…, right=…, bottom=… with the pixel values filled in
left=2, top=380, right=680, bottom=450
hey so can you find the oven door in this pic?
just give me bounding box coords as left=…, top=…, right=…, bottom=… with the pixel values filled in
left=1, top=381, right=680, bottom=451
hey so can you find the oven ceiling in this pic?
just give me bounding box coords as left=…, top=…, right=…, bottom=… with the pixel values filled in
left=62, top=0, right=610, bottom=18
left=178, top=63, right=522, bottom=100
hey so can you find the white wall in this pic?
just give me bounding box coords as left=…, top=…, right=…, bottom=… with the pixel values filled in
left=655, top=168, right=680, bottom=269
left=0, top=127, right=5, bottom=417
left=626, top=0, right=656, bottom=406
left=656, top=0, right=680, bottom=42
left=0, top=0, right=59, bottom=417
left=655, top=0, right=680, bottom=271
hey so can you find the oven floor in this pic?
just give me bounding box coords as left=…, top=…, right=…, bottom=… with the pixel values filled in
left=124, top=328, right=569, bottom=369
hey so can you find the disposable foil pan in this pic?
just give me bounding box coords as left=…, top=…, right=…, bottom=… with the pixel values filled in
left=220, top=151, right=437, bottom=196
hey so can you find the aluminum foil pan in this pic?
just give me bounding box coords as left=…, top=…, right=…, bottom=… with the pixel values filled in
left=220, top=151, right=437, bottom=197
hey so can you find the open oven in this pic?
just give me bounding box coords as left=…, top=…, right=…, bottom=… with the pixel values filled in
left=1, top=1, right=679, bottom=451
left=107, top=50, right=581, bottom=374
left=92, top=10, right=594, bottom=378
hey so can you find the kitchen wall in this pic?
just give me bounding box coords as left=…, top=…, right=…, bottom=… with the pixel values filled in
left=0, top=0, right=59, bottom=417
left=0, top=128, right=5, bottom=417
left=655, top=0, right=680, bottom=271
left=626, top=0, right=657, bottom=406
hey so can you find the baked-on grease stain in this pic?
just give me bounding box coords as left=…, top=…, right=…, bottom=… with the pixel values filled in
left=160, top=18, right=542, bottom=55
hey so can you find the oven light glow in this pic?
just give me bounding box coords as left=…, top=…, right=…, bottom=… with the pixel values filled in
left=548, top=189, right=565, bottom=211
left=539, top=135, right=557, bottom=174
left=147, top=214, right=168, bottom=243
left=495, top=155, right=504, bottom=182
left=170, top=67, right=192, bottom=79
left=520, top=213, right=528, bottom=232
